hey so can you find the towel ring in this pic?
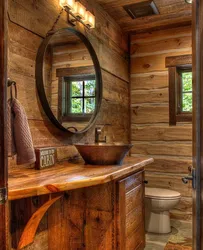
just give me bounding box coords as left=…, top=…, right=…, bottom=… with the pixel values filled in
left=10, top=83, right=17, bottom=100
left=7, top=78, right=17, bottom=99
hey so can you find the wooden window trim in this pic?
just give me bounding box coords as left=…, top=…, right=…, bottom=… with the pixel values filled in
left=168, top=67, right=177, bottom=125
left=58, top=75, right=96, bottom=122
left=166, top=54, right=192, bottom=126
left=56, top=66, right=95, bottom=78
left=166, top=54, right=192, bottom=67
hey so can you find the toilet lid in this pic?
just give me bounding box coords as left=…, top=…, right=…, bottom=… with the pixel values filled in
left=145, top=187, right=181, bottom=200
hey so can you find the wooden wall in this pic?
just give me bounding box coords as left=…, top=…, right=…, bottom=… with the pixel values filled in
left=8, top=0, right=130, bottom=249
left=7, top=0, right=130, bottom=168
left=130, top=26, right=193, bottom=222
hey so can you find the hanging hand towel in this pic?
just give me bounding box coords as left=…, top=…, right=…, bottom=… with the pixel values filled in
left=7, top=98, right=36, bottom=165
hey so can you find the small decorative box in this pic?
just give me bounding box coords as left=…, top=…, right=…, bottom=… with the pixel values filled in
left=35, top=147, right=56, bottom=170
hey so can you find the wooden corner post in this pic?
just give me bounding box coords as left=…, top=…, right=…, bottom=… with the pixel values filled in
left=0, top=0, right=9, bottom=249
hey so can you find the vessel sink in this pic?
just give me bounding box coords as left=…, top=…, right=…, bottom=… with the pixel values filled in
left=74, top=143, right=133, bottom=165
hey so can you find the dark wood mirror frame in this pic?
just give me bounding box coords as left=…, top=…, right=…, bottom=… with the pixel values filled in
left=36, top=27, right=103, bottom=134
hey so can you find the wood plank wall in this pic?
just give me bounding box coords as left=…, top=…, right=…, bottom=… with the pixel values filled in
left=8, top=0, right=129, bottom=249
left=130, top=26, right=193, bottom=222
left=7, top=0, right=130, bottom=168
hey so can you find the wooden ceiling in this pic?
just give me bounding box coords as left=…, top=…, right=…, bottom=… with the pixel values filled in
left=95, top=0, right=192, bottom=33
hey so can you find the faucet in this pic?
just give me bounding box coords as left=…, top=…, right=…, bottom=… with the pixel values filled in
left=95, top=127, right=107, bottom=143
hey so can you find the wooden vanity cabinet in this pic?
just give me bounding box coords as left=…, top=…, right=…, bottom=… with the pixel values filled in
left=9, top=161, right=149, bottom=250
left=116, top=171, right=145, bottom=250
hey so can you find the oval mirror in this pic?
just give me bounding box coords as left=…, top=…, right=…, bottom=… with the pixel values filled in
left=36, top=28, right=102, bottom=134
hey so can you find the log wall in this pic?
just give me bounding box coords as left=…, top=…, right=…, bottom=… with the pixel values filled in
left=130, top=26, right=193, bottom=222
left=7, top=0, right=130, bottom=168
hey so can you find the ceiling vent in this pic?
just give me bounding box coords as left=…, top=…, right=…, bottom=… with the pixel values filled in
left=123, top=0, right=159, bottom=19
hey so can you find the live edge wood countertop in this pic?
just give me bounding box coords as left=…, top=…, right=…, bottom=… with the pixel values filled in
left=8, top=156, right=153, bottom=200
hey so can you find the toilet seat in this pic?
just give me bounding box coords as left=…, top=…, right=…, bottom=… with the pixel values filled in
left=145, top=187, right=181, bottom=200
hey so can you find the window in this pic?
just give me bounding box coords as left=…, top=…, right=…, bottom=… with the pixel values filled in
left=166, top=54, right=192, bottom=125
left=61, top=75, right=96, bottom=121
left=177, top=69, right=192, bottom=113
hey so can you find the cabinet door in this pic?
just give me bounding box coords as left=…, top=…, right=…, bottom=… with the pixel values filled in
left=116, top=171, right=145, bottom=250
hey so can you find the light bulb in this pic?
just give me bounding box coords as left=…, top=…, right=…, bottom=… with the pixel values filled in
left=72, top=2, right=86, bottom=19
left=59, top=0, right=75, bottom=10
left=84, top=11, right=95, bottom=28
left=67, top=0, right=75, bottom=9
left=59, top=0, right=66, bottom=8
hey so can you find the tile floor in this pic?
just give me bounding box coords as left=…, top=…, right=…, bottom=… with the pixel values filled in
left=145, top=220, right=192, bottom=250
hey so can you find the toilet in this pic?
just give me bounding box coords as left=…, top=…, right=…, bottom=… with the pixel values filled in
left=145, top=187, right=181, bottom=234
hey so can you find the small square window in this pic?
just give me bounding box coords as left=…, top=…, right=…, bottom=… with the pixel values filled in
left=60, top=75, right=96, bottom=122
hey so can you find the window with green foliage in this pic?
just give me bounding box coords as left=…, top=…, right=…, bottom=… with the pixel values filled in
left=61, top=75, right=96, bottom=121
left=166, top=54, right=192, bottom=125
left=179, top=70, right=192, bottom=113
left=70, top=80, right=95, bottom=114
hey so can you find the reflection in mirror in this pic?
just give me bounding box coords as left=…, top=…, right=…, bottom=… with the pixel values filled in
left=41, top=28, right=101, bottom=133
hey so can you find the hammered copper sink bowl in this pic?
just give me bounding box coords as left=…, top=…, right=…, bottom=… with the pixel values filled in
left=74, top=143, right=133, bottom=165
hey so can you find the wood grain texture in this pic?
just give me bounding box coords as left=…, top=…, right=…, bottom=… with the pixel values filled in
left=95, top=0, right=192, bottom=33
left=166, top=54, right=192, bottom=67
left=85, top=209, right=114, bottom=250
left=116, top=171, right=144, bottom=250
left=11, top=170, right=146, bottom=250
left=144, top=156, right=192, bottom=174
left=168, top=67, right=177, bottom=125
left=132, top=155, right=192, bottom=174
left=131, top=51, right=191, bottom=74
left=126, top=185, right=143, bottom=214
left=131, top=124, right=192, bottom=141
left=17, top=195, right=62, bottom=249
left=8, top=157, right=153, bottom=200
left=131, top=105, right=169, bottom=124
left=132, top=141, right=192, bottom=157
left=131, top=36, right=192, bottom=57
left=126, top=206, right=143, bottom=238
left=131, top=71, right=168, bottom=91
left=131, top=25, right=192, bottom=44
left=0, top=0, right=9, bottom=250
left=56, top=66, right=95, bottom=77
left=192, top=0, right=203, bottom=247
left=11, top=195, right=49, bottom=249
left=126, top=224, right=145, bottom=250
left=130, top=26, right=192, bottom=222
left=131, top=88, right=168, bottom=104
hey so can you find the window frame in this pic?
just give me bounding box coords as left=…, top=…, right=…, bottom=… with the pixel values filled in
left=60, top=74, right=96, bottom=122
left=177, top=67, right=193, bottom=115
left=166, top=54, right=192, bottom=125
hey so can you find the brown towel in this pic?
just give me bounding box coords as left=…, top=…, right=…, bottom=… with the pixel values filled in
left=7, top=98, right=36, bottom=165
left=7, top=99, right=16, bottom=156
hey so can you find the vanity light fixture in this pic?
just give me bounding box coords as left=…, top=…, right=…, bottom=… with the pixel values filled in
left=185, top=0, right=192, bottom=3
left=59, top=0, right=95, bottom=29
